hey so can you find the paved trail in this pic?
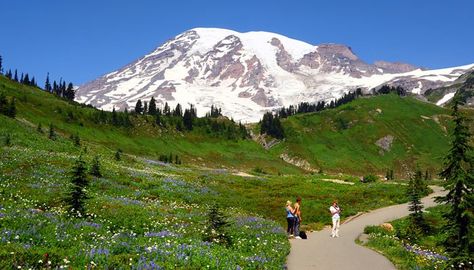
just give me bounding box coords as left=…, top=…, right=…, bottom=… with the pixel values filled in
left=287, top=186, right=445, bottom=270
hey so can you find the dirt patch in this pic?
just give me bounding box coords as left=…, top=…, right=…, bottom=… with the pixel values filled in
left=233, top=171, right=256, bottom=178
left=320, top=178, right=354, bottom=185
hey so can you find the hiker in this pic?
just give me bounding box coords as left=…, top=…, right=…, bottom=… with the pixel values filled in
left=285, top=201, right=296, bottom=237
left=293, top=197, right=302, bottom=239
left=329, top=200, right=341, bottom=237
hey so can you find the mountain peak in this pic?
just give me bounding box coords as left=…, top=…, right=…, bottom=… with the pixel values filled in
left=75, top=28, right=474, bottom=122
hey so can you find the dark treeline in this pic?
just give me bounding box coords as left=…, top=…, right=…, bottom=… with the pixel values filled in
left=275, top=88, right=363, bottom=119
left=88, top=97, right=248, bottom=140
left=0, top=54, right=75, bottom=101
left=4, top=69, right=39, bottom=88
left=374, top=85, right=407, bottom=96
left=44, top=73, right=75, bottom=101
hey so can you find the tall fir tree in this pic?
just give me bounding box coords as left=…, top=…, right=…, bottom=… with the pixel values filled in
left=111, top=107, right=118, bottom=125
left=14, top=69, right=18, bottom=82
left=203, top=204, right=231, bottom=246
left=406, top=169, right=427, bottom=239
left=134, top=99, right=143, bottom=114
left=148, top=97, right=157, bottom=115
left=183, top=109, right=193, bottom=131
left=143, top=101, right=148, bottom=115
left=66, top=154, right=89, bottom=217
left=45, top=73, right=52, bottom=92
left=65, top=83, right=75, bottom=101
left=0, top=54, right=3, bottom=74
left=435, top=91, right=474, bottom=260
left=90, top=155, right=102, bottom=177
left=173, top=103, right=183, bottom=117
left=164, top=102, right=171, bottom=116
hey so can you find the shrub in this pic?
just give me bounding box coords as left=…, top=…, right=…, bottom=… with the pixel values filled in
left=252, top=167, right=266, bottom=174
left=362, top=174, right=378, bottom=183
left=364, top=225, right=392, bottom=236
left=114, top=149, right=122, bottom=161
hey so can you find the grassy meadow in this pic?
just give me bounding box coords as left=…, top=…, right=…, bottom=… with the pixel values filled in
left=0, top=75, right=457, bottom=268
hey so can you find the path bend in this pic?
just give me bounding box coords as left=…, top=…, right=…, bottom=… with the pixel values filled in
left=286, top=186, right=445, bottom=270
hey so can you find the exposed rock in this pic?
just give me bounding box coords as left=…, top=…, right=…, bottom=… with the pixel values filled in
left=279, top=153, right=316, bottom=172
left=374, top=61, right=419, bottom=73
left=375, top=135, right=394, bottom=153
left=240, top=56, right=265, bottom=88
left=155, top=81, right=176, bottom=100
left=271, top=38, right=298, bottom=72
left=380, top=223, right=394, bottom=232
left=251, top=88, right=279, bottom=107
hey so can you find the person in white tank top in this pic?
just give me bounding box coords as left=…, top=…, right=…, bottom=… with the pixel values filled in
left=329, top=201, right=341, bottom=237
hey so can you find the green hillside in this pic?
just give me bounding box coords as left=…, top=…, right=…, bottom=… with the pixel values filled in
left=278, top=94, right=451, bottom=175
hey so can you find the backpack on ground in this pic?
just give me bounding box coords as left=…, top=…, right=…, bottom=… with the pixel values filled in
left=299, top=231, right=307, bottom=239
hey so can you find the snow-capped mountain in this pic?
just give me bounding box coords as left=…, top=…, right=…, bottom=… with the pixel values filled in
left=76, top=28, right=474, bottom=122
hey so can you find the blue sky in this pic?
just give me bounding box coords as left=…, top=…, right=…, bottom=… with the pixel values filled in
left=1, top=0, right=473, bottom=85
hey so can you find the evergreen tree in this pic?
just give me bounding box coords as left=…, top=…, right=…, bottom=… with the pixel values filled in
left=164, top=102, right=171, bottom=116
left=48, top=123, right=56, bottom=140
left=143, top=101, right=148, bottom=115
left=183, top=109, right=193, bottom=130
left=203, top=204, right=231, bottom=246
left=44, top=73, right=52, bottom=92
left=65, top=83, right=75, bottom=101
left=134, top=99, right=143, bottom=114
left=148, top=97, right=157, bottom=115
left=13, top=70, right=18, bottom=82
left=406, top=169, right=427, bottom=240
left=173, top=103, right=183, bottom=117
left=66, top=154, right=89, bottom=217
left=5, top=69, right=12, bottom=79
left=111, top=107, right=118, bottom=125
left=90, top=155, right=102, bottom=177
left=0, top=54, right=3, bottom=74
left=436, top=93, right=474, bottom=260
left=23, top=73, right=30, bottom=85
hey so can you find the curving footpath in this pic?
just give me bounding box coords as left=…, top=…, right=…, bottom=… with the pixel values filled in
left=286, top=186, right=445, bottom=270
